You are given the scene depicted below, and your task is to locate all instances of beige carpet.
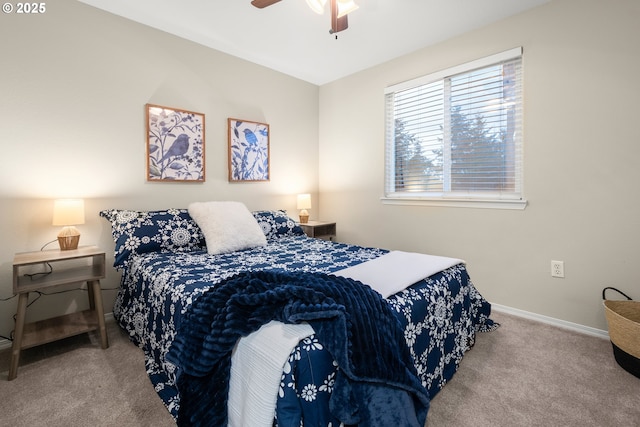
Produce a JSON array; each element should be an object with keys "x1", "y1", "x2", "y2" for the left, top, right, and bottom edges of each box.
[
  {"x1": 0, "y1": 320, "x2": 175, "y2": 427},
  {"x1": 426, "y1": 311, "x2": 640, "y2": 426},
  {"x1": 1, "y1": 311, "x2": 639, "y2": 426}
]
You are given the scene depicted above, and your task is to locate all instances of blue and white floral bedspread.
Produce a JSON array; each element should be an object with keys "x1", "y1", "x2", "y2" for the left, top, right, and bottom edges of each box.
[{"x1": 113, "y1": 234, "x2": 495, "y2": 425}]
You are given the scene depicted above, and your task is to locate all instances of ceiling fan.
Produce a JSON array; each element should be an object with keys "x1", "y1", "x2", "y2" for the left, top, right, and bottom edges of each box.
[{"x1": 251, "y1": 0, "x2": 359, "y2": 35}]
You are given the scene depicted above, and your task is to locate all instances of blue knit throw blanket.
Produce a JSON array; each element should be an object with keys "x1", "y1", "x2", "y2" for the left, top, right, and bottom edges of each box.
[{"x1": 167, "y1": 270, "x2": 430, "y2": 426}]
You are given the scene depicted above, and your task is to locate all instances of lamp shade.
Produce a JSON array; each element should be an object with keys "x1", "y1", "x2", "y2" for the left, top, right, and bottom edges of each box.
[
  {"x1": 297, "y1": 194, "x2": 312, "y2": 210},
  {"x1": 337, "y1": 0, "x2": 359, "y2": 18},
  {"x1": 52, "y1": 199, "x2": 85, "y2": 226},
  {"x1": 306, "y1": 0, "x2": 327, "y2": 14}
]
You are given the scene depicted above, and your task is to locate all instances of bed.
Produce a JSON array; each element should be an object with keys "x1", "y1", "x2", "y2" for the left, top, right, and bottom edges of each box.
[{"x1": 100, "y1": 203, "x2": 497, "y2": 427}]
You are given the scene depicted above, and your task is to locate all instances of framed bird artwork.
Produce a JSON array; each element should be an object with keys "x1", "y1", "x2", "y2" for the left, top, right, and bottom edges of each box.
[
  {"x1": 146, "y1": 104, "x2": 205, "y2": 182},
  {"x1": 228, "y1": 118, "x2": 270, "y2": 182}
]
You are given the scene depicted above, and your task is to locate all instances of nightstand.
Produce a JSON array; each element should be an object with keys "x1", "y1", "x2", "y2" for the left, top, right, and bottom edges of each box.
[
  {"x1": 299, "y1": 221, "x2": 336, "y2": 241},
  {"x1": 8, "y1": 246, "x2": 109, "y2": 380}
]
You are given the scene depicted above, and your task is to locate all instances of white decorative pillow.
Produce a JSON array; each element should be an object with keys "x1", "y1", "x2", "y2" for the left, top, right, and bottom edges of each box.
[{"x1": 188, "y1": 201, "x2": 267, "y2": 255}]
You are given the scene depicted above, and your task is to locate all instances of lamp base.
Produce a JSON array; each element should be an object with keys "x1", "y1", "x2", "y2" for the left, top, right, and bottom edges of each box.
[
  {"x1": 57, "y1": 226, "x2": 80, "y2": 251},
  {"x1": 299, "y1": 208, "x2": 310, "y2": 224},
  {"x1": 58, "y1": 235, "x2": 80, "y2": 250}
]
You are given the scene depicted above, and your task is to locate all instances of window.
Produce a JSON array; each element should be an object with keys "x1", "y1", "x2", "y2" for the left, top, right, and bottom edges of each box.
[{"x1": 383, "y1": 48, "x2": 526, "y2": 209}]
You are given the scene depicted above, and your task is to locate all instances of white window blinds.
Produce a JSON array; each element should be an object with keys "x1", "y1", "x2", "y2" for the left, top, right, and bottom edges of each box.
[{"x1": 384, "y1": 48, "x2": 525, "y2": 209}]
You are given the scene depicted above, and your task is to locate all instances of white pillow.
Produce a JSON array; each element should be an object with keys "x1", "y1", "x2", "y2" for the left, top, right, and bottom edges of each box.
[{"x1": 188, "y1": 201, "x2": 267, "y2": 255}]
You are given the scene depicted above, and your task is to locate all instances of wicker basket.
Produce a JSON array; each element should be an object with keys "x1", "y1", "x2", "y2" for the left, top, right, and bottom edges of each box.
[{"x1": 602, "y1": 287, "x2": 640, "y2": 378}]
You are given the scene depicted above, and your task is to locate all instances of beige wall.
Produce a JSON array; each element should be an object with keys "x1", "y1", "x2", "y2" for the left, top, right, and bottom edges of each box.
[
  {"x1": 0, "y1": 1, "x2": 319, "y2": 336},
  {"x1": 318, "y1": 0, "x2": 640, "y2": 330}
]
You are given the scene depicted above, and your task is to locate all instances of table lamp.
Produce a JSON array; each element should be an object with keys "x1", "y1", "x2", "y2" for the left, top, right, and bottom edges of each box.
[
  {"x1": 297, "y1": 194, "x2": 311, "y2": 224},
  {"x1": 52, "y1": 199, "x2": 85, "y2": 250}
]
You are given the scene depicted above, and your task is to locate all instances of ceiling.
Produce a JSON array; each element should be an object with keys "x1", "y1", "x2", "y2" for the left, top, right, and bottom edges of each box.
[{"x1": 78, "y1": 0, "x2": 548, "y2": 86}]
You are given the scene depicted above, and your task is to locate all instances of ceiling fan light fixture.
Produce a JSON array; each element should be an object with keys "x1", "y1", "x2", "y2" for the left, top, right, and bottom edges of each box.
[
  {"x1": 336, "y1": 0, "x2": 358, "y2": 18},
  {"x1": 306, "y1": 0, "x2": 327, "y2": 14}
]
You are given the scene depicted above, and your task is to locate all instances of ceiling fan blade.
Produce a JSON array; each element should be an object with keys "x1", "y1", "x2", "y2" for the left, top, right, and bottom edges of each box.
[
  {"x1": 330, "y1": 0, "x2": 349, "y2": 33},
  {"x1": 251, "y1": 0, "x2": 281, "y2": 8}
]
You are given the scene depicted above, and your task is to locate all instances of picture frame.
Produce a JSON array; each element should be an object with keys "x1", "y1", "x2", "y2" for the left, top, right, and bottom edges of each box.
[
  {"x1": 228, "y1": 118, "x2": 270, "y2": 182},
  {"x1": 146, "y1": 103, "x2": 205, "y2": 182}
]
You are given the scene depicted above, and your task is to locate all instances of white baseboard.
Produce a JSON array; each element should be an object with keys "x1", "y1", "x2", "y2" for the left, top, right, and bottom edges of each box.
[
  {"x1": 491, "y1": 303, "x2": 610, "y2": 339},
  {"x1": 0, "y1": 312, "x2": 115, "y2": 351}
]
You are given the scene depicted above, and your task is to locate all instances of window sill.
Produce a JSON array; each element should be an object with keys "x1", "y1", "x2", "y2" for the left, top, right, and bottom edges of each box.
[{"x1": 380, "y1": 196, "x2": 528, "y2": 210}]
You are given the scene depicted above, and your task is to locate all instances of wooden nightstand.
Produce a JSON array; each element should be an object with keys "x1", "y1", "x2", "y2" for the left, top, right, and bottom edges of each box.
[
  {"x1": 299, "y1": 221, "x2": 336, "y2": 241},
  {"x1": 8, "y1": 246, "x2": 109, "y2": 380}
]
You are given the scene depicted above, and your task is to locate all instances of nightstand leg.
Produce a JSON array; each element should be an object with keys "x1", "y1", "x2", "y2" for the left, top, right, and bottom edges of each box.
[
  {"x1": 8, "y1": 292, "x2": 29, "y2": 381},
  {"x1": 87, "y1": 280, "x2": 95, "y2": 310},
  {"x1": 88, "y1": 280, "x2": 109, "y2": 349}
]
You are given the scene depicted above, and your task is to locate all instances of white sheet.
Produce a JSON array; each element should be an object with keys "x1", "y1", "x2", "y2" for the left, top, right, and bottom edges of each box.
[
  {"x1": 228, "y1": 320, "x2": 315, "y2": 427},
  {"x1": 333, "y1": 250, "x2": 464, "y2": 298}
]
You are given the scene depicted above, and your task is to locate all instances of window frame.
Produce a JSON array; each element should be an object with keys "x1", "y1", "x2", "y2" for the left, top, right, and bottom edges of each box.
[{"x1": 382, "y1": 47, "x2": 527, "y2": 210}]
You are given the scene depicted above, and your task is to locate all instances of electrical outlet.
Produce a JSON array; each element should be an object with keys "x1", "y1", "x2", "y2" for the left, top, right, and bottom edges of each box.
[{"x1": 551, "y1": 260, "x2": 564, "y2": 278}]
